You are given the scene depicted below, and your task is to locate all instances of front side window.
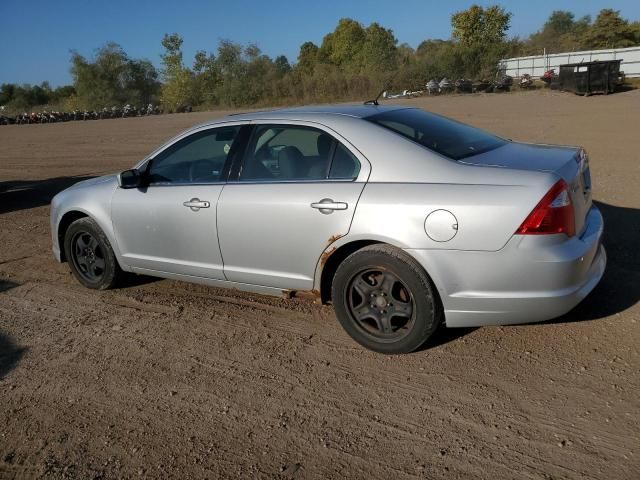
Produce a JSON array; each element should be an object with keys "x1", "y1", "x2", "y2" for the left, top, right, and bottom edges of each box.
[
  {"x1": 147, "y1": 126, "x2": 240, "y2": 185},
  {"x1": 366, "y1": 108, "x2": 507, "y2": 160},
  {"x1": 239, "y1": 125, "x2": 360, "y2": 181}
]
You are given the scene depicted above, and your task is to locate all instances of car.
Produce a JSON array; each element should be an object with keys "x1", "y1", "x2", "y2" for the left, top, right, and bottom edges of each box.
[{"x1": 50, "y1": 104, "x2": 606, "y2": 354}]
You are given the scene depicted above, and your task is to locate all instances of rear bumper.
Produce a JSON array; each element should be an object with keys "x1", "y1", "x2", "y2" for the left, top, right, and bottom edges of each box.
[{"x1": 406, "y1": 206, "x2": 606, "y2": 327}]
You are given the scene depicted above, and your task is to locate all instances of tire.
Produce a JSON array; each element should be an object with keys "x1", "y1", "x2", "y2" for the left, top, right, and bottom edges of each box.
[
  {"x1": 63, "y1": 217, "x2": 122, "y2": 290},
  {"x1": 331, "y1": 245, "x2": 442, "y2": 354}
]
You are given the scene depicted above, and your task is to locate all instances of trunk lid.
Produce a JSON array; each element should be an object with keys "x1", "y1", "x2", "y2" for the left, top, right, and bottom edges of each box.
[{"x1": 461, "y1": 141, "x2": 593, "y2": 235}]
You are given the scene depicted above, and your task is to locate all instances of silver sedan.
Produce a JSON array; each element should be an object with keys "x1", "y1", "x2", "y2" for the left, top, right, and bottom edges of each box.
[{"x1": 50, "y1": 105, "x2": 606, "y2": 353}]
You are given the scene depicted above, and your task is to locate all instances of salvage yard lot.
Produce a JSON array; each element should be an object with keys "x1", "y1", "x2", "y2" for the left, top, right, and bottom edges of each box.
[{"x1": 0, "y1": 90, "x2": 639, "y2": 479}]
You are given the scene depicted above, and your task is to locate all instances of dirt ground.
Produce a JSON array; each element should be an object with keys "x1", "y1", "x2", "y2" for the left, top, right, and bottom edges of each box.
[{"x1": 0, "y1": 90, "x2": 639, "y2": 480}]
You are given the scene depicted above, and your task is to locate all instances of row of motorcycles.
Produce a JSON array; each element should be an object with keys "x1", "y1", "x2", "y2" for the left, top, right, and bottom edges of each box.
[
  {"x1": 426, "y1": 75, "x2": 517, "y2": 95},
  {"x1": 385, "y1": 71, "x2": 553, "y2": 99},
  {"x1": 0, "y1": 103, "x2": 165, "y2": 126}
]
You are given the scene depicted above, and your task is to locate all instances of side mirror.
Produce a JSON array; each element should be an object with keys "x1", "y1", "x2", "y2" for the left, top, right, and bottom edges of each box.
[{"x1": 118, "y1": 169, "x2": 142, "y2": 189}]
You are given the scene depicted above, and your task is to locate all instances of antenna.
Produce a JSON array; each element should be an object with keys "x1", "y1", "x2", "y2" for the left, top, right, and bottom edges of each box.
[
  {"x1": 364, "y1": 86, "x2": 387, "y2": 106},
  {"x1": 364, "y1": 73, "x2": 396, "y2": 106}
]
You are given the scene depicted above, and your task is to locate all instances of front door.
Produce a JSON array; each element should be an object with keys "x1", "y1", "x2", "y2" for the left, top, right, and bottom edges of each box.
[
  {"x1": 218, "y1": 123, "x2": 368, "y2": 290},
  {"x1": 112, "y1": 125, "x2": 243, "y2": 279}
]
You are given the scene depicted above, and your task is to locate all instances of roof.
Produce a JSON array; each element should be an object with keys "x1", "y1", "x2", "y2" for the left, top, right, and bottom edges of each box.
[{"x1": 217, "y1": 103, "x2": 410, "y2": 122}]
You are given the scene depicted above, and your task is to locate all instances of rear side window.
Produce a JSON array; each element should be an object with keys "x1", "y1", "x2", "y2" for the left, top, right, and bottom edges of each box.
[
  {"x1": 329, "y1": 143, "x2": 360, "y2": 179},
  {"x1": 365, "y1": 109, "x2": 506, "y2": 160},
  {"x1": 239, "y1": 125, "x2": 360, "y2": 181}
]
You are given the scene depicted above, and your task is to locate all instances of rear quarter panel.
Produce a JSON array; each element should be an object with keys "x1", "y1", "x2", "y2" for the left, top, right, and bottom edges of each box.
[{"x1": 349, "y1": 178, "x2": 554, "y2": 252}]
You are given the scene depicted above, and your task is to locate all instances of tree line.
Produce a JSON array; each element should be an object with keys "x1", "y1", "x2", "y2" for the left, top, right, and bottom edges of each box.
[{"x1": 1, "y1": 6, "x2": 638, "y2": 113}]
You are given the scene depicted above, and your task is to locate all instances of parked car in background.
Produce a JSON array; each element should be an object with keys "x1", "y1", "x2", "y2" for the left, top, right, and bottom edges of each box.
[{"x1": 50, "y1": 104, "x2": 605, "y2": 354}]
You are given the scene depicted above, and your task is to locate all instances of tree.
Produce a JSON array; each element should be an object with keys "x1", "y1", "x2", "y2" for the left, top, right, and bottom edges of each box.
[
  {"x1": 160, "y1": 33, "x2": 193, "y2": 110},
  {"x1": 214, "y1": 40, "x2": 249, "y2": 106},
  {"x1": 274, "y1": 55, "x2": 291, "y2": 76},
  {"x1": 296, "y1": 42, "x2": 319, "y2": 75},
  {"x1": 216, "y1": 40, "x2": 243, "y2": 77},
  {"x1": 161, "y1": 33, "x2": 184, "y2": 75},
  {"x1": 70, "y1": 43, "x2": 129, "y2": 108},
  {"x1": 69, "y1": 42, "x2": 159, "y2": 109},
  {"x1": 126, "y1": 59, "x2": 160, "y2": 106},
  {"x1": 583, "y1": 9, "x2": 636, "y2": 48},
  {"x1": 545, "y1": 11, "x2": 576, "y2": 35},
  {"x1": 0, "y1": 83, "x2": 16, "y2": 105},
  {"x1": 360, "y1": 22, "x2": 398, "y2": 73},
  {"x1": 193, "y1": 50, "x2": 218, "y2": 104},
  {"x1": 526, "y1": 10, "x2": 586, "y2": 53},
  {"x1": 320, "y1": 18, "x2": 366, "y2": 71},
  {"x1": 451, "y1": 5, "x2": 511, "y2": 46},
  {"x1": 633, "y1": 21, "x2": 640, "y2": 44}
]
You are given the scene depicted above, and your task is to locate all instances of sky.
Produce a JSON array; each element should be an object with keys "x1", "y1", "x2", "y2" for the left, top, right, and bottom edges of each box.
[{"x1": 1, "y1": 0, "x2": 639, "y2": 87}]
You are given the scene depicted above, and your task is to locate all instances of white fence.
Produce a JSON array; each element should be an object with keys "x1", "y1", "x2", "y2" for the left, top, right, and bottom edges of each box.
[{"x1": 499, "y1": 46, "x2": 640, "y2": 78}]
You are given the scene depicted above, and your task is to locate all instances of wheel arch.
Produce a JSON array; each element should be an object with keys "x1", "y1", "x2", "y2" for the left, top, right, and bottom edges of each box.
[
  {"x1": 316, "y1": 238, "x2": 443, "y2": 304},
  {"x1": 57, "y1": 210, "x2": 90, "y2": 262},
  {"x1": 317, "y1": 240, "x2": 381, "y2": 303},
  {"x1": 316, "y1": 239, "x2": 447, "y2": 315}
]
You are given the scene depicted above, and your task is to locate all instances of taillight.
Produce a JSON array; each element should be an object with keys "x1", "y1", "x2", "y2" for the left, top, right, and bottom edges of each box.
[{"x1": 516, "y1": 180, "x2": 575, "y2": 237}]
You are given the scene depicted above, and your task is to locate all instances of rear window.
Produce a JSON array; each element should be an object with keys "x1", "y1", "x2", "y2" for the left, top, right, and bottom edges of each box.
[{"x1": 365, "y1": 109, "x2": 507, "y2": 160}]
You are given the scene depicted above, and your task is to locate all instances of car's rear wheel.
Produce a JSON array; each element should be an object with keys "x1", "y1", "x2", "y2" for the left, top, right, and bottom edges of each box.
[
  {"x1": 64, "y1": 217, "x2": 121, "y2": 290},
  {"x1": 332, "y1": 245, "x2": 442, "y2": 354}
]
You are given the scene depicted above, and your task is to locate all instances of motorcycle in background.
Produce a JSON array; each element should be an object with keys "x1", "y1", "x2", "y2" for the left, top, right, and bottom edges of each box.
[
  {"x1": 471, "y1": 80, "x2": 490, "y2": 93},
  {"x1": 490, "y1": 74, "x2": 513, "y2": 92},
  {"x1": 439, "y1": 78, "x2": 454, "y2": 94},
  {"x1": 454, "y1": 79, "x2": 473, "y2": 93},
  {"x1": 541, "y1": 69, "x2": 556, "y2": 87},
  {"x1": 426, "y1": 79, "x2": 439, "y2": 95},
  {"x1": 519, "y1": 74, "x2": 533, "y2": 89}
]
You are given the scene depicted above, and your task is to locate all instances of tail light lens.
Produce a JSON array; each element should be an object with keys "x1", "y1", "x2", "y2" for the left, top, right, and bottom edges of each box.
[{"x1": 516, "y1": 180, "x2": 575, "y2": 237}]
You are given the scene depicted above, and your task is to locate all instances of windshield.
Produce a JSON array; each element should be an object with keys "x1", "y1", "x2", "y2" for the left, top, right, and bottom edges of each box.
[{"x1": 365, "y1": 108, "x2": 507, "y2": 160}]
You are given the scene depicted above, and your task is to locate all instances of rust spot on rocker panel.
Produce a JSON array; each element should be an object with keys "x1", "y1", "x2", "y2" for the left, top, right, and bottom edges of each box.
[{"x1": 283, "y1": 289, "x2": 321, "y2": 303}]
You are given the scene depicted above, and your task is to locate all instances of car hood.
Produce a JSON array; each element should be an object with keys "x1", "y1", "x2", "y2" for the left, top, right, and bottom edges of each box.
[{"x1": 460, "y1": 141, "x2": 579, "y2": 176}]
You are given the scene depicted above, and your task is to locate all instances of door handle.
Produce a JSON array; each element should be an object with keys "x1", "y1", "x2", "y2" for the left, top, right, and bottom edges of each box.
[
  {"x1": 183, "y1": 198, "x2": 210, "y2": 211},
  {"x1": 310, "y1": 198, "x2": 348, "y2": 214}
]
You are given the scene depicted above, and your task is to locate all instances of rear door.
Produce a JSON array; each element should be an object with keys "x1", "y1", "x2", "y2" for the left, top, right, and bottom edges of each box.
[{"x1": 217, "y1": 121, "x2": 369, "y2": 290}]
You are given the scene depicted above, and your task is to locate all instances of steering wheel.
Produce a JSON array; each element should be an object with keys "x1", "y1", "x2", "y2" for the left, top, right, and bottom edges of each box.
[{"x1": 189, "y1": 158, "x2": 219, "y2": 183}]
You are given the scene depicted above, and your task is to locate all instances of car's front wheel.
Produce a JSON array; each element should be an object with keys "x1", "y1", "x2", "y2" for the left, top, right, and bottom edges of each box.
[
  {"x1": 332, "y1": 245, "x2": 442, "y2": 354},
  {"x1": 64, "y1": 217, "x2": 122, "y2": 290}
]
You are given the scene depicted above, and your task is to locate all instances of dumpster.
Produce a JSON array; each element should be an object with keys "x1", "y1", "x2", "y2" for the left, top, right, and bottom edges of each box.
[{"x1": 558, "y1": 60, "x2": 624, "y2": 96}]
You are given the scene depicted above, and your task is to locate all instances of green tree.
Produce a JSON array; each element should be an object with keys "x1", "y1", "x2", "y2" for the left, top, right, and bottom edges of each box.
[
  {"x1": 160, "y1": 33, "x2": 193, "y2": 110},
  {"x1": 545, "y1": 11, "x2": 576, "y2": 35},
  {"x1": 360, "y1": 22, "x2": 398, "y2": 73},
  {"x1": 214, "y1": 40, "x2": 249, "y2": 106},
  {"x1": 320, "y1": 18, "x2": 366, "y2": 71},
  {"x1": 0, "y1": 83, "x2": 16, "y2": 105},
  {"x1": 583, "y1": 9, "x2": 637, "y2": 48},
  {"x1": 296, "y1": 42, "x2": 319, "y2": 75},
  {"x1": 126, "y1": 59, "x2": 160, "y2": 106},
  {"x1": 633, "y1": 21, "x2": 640, "y2": 44},
  {"x1": 70, "y1": 42, "x2": 129, "y2": 108},
  {"x1": 451, "y1": 5, "x2": 511, "y2": 46},
  {"x1": 274, "y1": 55, "x2": 291, "y2": 76},
  {"x1": 69, "y1": 42, "x2": 158, "y2": 109},
  {"x1": 524, "y1": 10, "x2": 595, "y2": 54},
  {"x1": 193, "y1": 50, "x2": 218, "y2": 104}
]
